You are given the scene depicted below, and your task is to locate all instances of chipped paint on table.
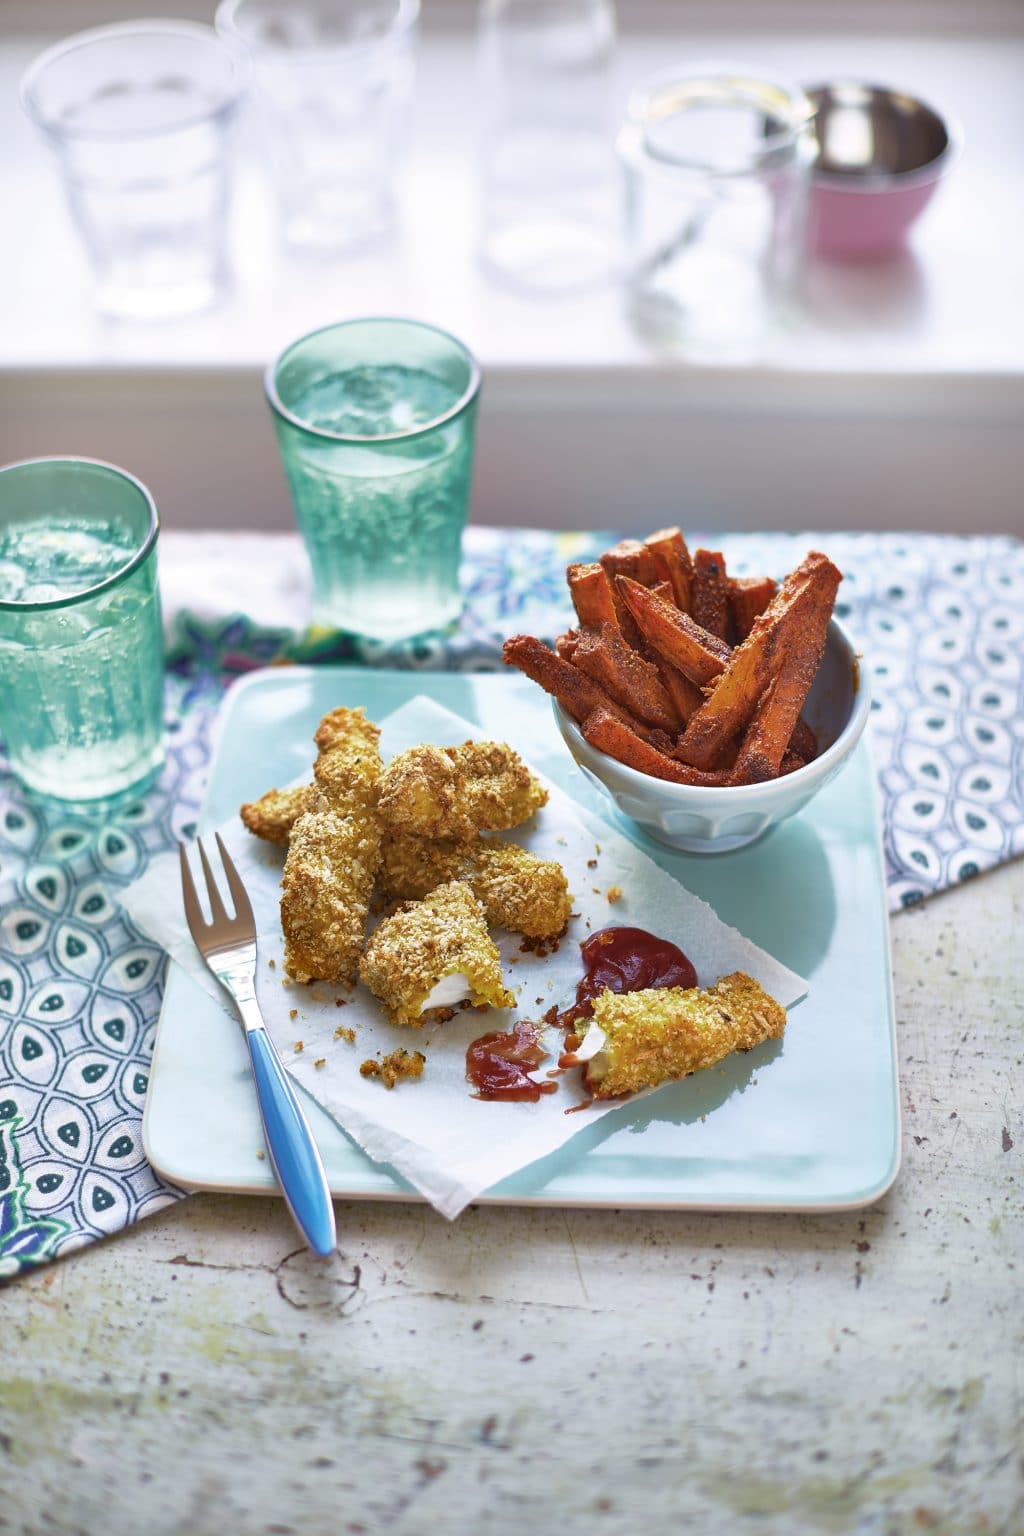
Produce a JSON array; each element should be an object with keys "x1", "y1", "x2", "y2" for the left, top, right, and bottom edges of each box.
[{"x1": 2, "y1": 860, "x2": 1021, "y2": 1536}]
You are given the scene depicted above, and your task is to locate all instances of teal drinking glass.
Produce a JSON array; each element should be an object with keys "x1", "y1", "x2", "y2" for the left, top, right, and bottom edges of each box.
[
  {"x1": 0, "y1": 458, "x2": 165, "y2": 805},
  {"x1": 266, "y1": 318, "x2": 481, "y2": 641}
]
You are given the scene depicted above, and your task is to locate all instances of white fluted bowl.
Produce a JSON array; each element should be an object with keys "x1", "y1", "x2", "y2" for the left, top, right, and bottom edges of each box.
[{"x1": 554, "y1": 618, "x2": 869, "y2": 854}]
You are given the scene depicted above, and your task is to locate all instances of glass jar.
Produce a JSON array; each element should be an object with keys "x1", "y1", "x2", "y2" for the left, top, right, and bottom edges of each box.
[
  {"x1": 478, "y1": 0, "x2": 618, "y2": 293},
  {"x1": 618, "y1": 67, "x2": 814, "y2": 358}
]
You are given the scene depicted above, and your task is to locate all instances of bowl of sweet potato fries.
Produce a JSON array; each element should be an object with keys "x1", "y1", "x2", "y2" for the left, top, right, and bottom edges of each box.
[{"x1": 503, "y1": 529, "x2": 870, "y2": 852}]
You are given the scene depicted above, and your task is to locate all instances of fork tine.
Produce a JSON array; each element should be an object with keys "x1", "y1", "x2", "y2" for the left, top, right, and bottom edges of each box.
[
  {"x1": 179, "y1": 843, "x2": 205, "y2": 939},
  {"x1": 196, "y1": 837, "x2": 231, "y2": 925},
  {"x1": 214, "y1": 832, "x2": 254, "y2": 926}
]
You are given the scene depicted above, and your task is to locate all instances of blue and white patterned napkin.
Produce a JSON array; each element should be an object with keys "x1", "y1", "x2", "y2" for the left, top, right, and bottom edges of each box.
[{"x1": 2, "y1": 527, "x2": 1022, "y2": 1277}]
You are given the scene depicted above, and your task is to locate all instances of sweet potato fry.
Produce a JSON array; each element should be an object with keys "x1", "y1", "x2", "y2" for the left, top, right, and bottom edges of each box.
[
  {"x1": 617, "y1": 578, "x2": 730, "y2": 686},
  {"x1": 502, "y1": 635, "x2": 668, "y2": 748},
  {"x1": 622, "y1": 576, "x2": 820, "y2": 754},
  {"x1": 729, "y1": 575, "x2": 777, "y2": 642},
  {"x1": 656, "y1": 658, "x2": 705, "y2": 725},
  {"x1": 643, "y1": 528, "x2": 694, "y2": 611},
  {"x1": 573, "y1": 624, "x2": 681, "y2": 734},
  {"x1": 691, "y1": 549, "x2": 731, "y2": 640},
  {"x1": 673, "y1": 552, "x2": 842, "y2": 771},
  {"x1": 555, "y1": 629, "x2": 580, "y2": 662},
  {"x1": 789, "y1": 717, "x2": 817, "y2": 762},
  {"x1": 732, "y1": 593, "x2": 834, "y2": 783},
  {"x1": 567, "y1": 563, "x2": 620, "y2": 632},
  {"x1": 599, "y1": 540, "x2": 658, "y2": 644},
  {"x1": 582, "y1": 709, "x2": 732, "y2": 787},
  {"x1": 599, "y1": 538, "x2": 658, "y2": 588},
  {"x1": 650, "y1": 580, "x2": 676, "y2": 605}
]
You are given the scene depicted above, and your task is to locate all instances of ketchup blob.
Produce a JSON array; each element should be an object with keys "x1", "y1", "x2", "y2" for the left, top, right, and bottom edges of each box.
[
  {"x1": 466, "y1": 1019, "x2": 559, "y2": 1102},
  {"x1": 555, "y1": 926, "x2": 697, "y2": 1032}
]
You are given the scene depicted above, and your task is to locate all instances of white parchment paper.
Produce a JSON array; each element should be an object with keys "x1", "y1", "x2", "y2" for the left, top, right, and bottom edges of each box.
[{"x1": 123, "y1": 697, "x2": 808, "y2": 1218}]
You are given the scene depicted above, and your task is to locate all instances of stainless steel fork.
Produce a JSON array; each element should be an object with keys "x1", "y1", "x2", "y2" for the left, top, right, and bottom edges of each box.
[{"x1": 179, "y1": 833, "x2": 336, "y2": 1257}]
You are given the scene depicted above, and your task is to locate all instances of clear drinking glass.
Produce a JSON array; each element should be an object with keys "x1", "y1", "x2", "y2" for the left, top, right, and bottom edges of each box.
[
  {"x1": 479, "y1": 0, "x2": 619, "y2": 292},
  {"x1": 618, "y1": 67, "x2": 814, "y2": 358},
  {"x1": 21, "y1": 22, "x2": 246, "y2": 321},
  {"x1": 266, "y1": 319, "x2": 480, "y2": 640},
  {"x1": 216, "y1": 0, "x2": 419, "y2": 252},
  {"x1": 0, "y1": 459, "x2": 165, "y2": 806}
]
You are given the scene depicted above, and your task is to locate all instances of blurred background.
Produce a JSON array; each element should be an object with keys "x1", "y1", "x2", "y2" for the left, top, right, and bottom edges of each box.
[{"x1": 1, "y1": 0, "x2": 1022, "y2": 535}]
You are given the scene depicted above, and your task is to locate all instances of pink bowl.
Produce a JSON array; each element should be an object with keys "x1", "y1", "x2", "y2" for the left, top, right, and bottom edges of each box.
[{"x1": 806, "y1": 82, "x2": 957, "y2": 261}]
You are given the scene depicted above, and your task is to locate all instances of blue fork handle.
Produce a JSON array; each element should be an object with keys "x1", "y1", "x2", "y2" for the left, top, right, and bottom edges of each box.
[{"x1": 246, "y1": 1027, "x2": 336, "y2": 1257}]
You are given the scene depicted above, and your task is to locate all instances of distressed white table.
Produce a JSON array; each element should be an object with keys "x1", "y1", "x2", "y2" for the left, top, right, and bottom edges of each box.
[{"x1": 3, "y1": 858, "x2": 1021, "y2": 1536}]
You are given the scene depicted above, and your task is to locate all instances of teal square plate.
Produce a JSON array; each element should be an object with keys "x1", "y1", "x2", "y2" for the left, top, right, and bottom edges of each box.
[{"x1": 143, "y1": 666, "x2": 900, "y2": 1211}]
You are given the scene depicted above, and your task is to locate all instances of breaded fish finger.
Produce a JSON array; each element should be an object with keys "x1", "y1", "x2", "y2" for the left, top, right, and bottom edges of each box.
[
  {"x1": 379, "y1": 834, "x2": 572, "y2": 940},
  {"x1": 281, "y1": 707, "x2": 383, "y2": 983},
  {"x1": 569, "y1": 972, "x2": 786, "y2": 1099},
  {"x1": 359, "y1": 881, "x2": 515, "y2": 1027},
  {"x1": 240, "y1": 783, "x2": 313, "y2": 844},
  {"x1": 466, "y1": 840, "x2": 572, "y2": 940},
  {"x1": 282, "y1": 805, "x2": 381, "y2": 985},
  {"x1": 378, "y1": 740, "x2": 546, "y2": 841},
  {"x1": 378, "y1": 832, "x2": 464, "y2": 900}
]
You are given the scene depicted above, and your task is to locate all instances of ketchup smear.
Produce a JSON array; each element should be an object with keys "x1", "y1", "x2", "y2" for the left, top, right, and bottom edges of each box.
[
  {"x1": 466, "y1": 1019, "x2": 558, "y2": 1102},
  {"x1": 467, "y1": 927, "x2": 696, "y2": 1102},
  {"x1": 555, "y1": 926, "x2": 696, "y2": 1034}
]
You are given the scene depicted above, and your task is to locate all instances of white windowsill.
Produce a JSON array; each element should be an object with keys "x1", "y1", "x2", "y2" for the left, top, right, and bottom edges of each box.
[{"x1": 1, "y1": 3, "x2": 1022, "y2": 534}]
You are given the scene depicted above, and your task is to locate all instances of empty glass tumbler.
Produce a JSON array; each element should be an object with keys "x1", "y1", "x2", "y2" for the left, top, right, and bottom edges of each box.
[
  {"x1": 21, "y1": 22, "x2": 247, "y2": 321},
  {"x1": 267, "y1": 319, "x2": 480, "y2": 641},
  {"x1": 216, "y1": 0, "x2": 419, "y2": 251},
  {"x1": 479, "y1": 0, "x2": 619, "y2": 292},
  {"x1": 618, "y1": 67, "x2": 815, "y2": 357},
  {"x1": 0, "y1": 458, "x2": 165, "y2": 806}
]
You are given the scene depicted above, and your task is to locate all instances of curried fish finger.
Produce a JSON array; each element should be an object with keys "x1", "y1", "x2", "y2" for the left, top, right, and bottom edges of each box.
[
  {"x1": 378, "y1": 740, "x2": 547, "y2": 842},
  {"x1": 359, "y1": 880, "x2": 515, "y2": 1027},
  {"x1": 567, "y1": 971, "x2": 786, "y2": 1098},
  {"x1": 379, "y1": 833, "x2": 572, "y2": 940},
  {"x1": 240, "y1": 783, "x2": 313, "y2": 844},
  {"x1": 281, "y1": 707, "x2": 383, "y2": 984},
  {"x1": 462, "y1": 840, "x2": 572, "y2": 939}
]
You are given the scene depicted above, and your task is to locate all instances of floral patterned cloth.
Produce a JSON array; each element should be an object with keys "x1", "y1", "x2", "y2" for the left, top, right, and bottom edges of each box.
[{"x1": 2, "y1": 526, "x2": 1022, "y2": 1278}]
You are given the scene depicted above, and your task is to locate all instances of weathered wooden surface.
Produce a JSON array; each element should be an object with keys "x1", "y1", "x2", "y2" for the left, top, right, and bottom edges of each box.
[{"x1": 2, "y1": 860, "x2": 1021, "y2": 1536}]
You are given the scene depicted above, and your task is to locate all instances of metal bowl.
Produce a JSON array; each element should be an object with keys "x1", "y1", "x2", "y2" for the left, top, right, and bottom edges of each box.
[{"x1": 806, "y1": 82, "x2": 957, "y2": 259}]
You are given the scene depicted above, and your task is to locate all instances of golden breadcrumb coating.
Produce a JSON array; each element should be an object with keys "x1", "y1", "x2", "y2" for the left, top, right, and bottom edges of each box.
[
  {"x1": 379, "y1": 834, "x2": 572, "y2": 939},
  {"x1": 360, "y1": 1048, "x2": 425, "y2": 1088},
  {"x1": 579, "y1": 972, "x2": 786, "y2": 1098},
  {"x1": 312, "y1": 708, "x2": 382, "y2": 814},
  {"x1": 378, "y1": 831, "x2": 464, "y2": 899},
  {"x1": 465, "y1": 841, "x2": 572, "y2": 939},
  {"x1": 281, "y1": 708, "x2": 383, "y2": 984},
  {"x1": 240, "y1": 784, "x2": 313, "y2": 843},
  {"x1": 378, "y1": 740, "x2": 547, "y2": 841},
  {"x1": 358, "y1": 880, "x2": 515, "y2": 1027}
]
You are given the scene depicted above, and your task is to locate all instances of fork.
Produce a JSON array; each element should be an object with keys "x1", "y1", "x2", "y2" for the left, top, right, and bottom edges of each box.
[{"x1": 179, "y1": 834, "x2": 336, "y2": 1257}]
